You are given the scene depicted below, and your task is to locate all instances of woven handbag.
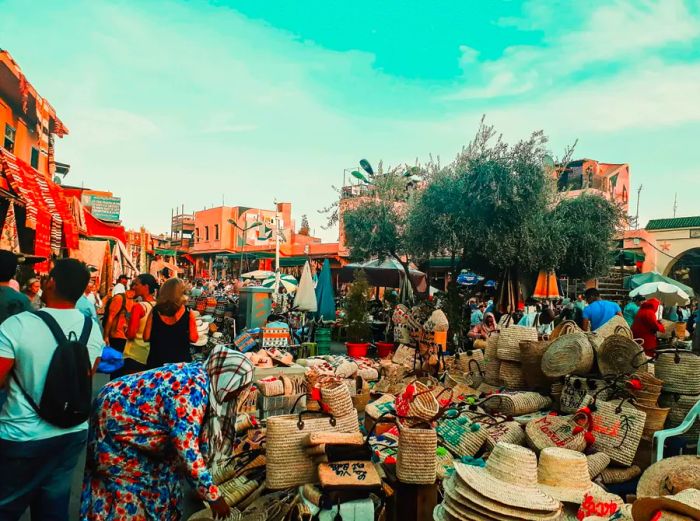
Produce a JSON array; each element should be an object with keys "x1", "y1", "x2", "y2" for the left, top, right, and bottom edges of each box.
[
  {"x1": 496, "y1": 325, "x2": 538, "y2": 362},
  {"x1": 519, "y1": 339, "x2": 555, "y2": 390},
  {"x1": 525, "y1": 412, "x2": 589, "y2": 453},
  {"x1": 655, "y1": 349, "x2": 700, "y2": 394},
  {"x1": 321, "y1": 382, "x2": 356, "y2": 418},
  {"x1": 590, "y1": 396, "x2": 646, "y2": 466},
  {"x1": 550, "y1": 320, "x2": 582, "y2": 340},
  {"x1": 394, "y1": 381, "x2": 440, "y2": 423},
  {"x1": 266, "y1": 403, "x2": 359, "y2": 489},
  {"x1": 466, "y1": 358, "x2": 486, "y2": 389},
  {"x1": 484, "y1": 420, "x2": 525, "y2": 450},
  {"x1": 481, "y1": 392, "x2": 552, "y2": 416},
  {"x1": 392, "y1": 344, "x2": 418, "y2": 369},
  {"x1": 397, "y1": 421, "x2": 437, "y2": 484},
  {"x1": 560, "y1": 376, "x2": 609, "y2": 414},
  {"x1": 598, "y1": 331, "x2": 646, "y2": 376},
  {"x1": 365, "y1": 394, "x2": 396, "y2": 422},
  {"x1": 633, "y1": 402, "x2": 670, "y2": 441},
  {"x1": 483, "y1": 333, "x2": 502, "y2": 386},
  {"x1": 456, "y1": 348, "x2": 485, "y2": 373},
  {"x1": 436, "y1": 413, "x2": 488, "y2": 457},
  {"x1": 541, "y1": 332, "x2": 594, "y2": 377},
  {"x1": 498, "y1": 360, "x2": 528, "y2": 390},
  {"x1": 594, "y1": 315, "x2": 632, "y2": 341}
]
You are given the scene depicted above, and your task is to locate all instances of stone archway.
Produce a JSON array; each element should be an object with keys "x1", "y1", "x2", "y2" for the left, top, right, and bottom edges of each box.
[{"x1": 665, "y1": 247, "x2": 700, "y2": 295}]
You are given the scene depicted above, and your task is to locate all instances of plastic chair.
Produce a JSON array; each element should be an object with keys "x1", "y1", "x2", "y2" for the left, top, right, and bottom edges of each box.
[{"x1": 652, "y1": 400, "x2": 700, "y2": 463}]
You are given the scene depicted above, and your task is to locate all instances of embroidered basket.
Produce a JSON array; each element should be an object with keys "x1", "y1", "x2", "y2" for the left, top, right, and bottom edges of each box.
[
  {"x1": 590, "y1": 396, "x2": 646, "y2": 466},
  {"x1": 525, "y1": 413, "x2": 588, "y2": 453},
  {"x1": 436, "y1": 415, "x2": 487, "y2": 458}
]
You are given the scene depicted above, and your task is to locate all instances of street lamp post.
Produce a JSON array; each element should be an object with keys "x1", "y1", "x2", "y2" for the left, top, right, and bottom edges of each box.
[{"x1": 227, "y1": 219, "x2": 263, "y2": 277}]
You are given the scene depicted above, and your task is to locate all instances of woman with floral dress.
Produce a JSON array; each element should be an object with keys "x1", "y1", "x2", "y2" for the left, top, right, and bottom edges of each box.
[{"x1": 80, "y1": 346, "x2": 254, "y2": 520}]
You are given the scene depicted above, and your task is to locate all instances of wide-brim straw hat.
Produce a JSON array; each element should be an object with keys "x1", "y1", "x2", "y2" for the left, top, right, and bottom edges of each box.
[
  {"x1": 587, "y1": 452, "x2": 611, "y2": 479},
  {"x1": 537, "y1": 447, "x2": 605, "y2": 504},
  {"x1": 443, "y1": 478, "x2": 562, "y2": 521},
  {"x1": 637, "y1": 456, "x2": 700, "y2": 498},
  {"x1": 453, "y1": 443, "x2": 561, "y2": 512},
  {"x1": 632, "y1": 489, "x2": 700, "y2": 521}
]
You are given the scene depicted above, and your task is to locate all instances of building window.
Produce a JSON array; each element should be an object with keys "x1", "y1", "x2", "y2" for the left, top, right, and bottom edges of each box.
[
  {"x1": 214, "y1": 224, "x2": 219, "y2": 240},
  {"x1": 195, "y1": 228, "x2": 200, "y2": 242},
  {"x1": 4, "y1": 124, "x2": 15, "y2": 153},
  {"x1": 205, "y1": 226, "x2": 209, "y2": 241},
  {"x1": 30, "y1": 147, "x2": 39, "y2": 169}
]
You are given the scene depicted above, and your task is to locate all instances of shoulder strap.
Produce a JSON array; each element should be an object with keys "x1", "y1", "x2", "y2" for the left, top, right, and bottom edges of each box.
[
  {"x1": 78, "y1": 314, "x2": 93, "y2": 345},
  {"x1": 33, "y1": 310, "x2": 68, "y2": 344}
]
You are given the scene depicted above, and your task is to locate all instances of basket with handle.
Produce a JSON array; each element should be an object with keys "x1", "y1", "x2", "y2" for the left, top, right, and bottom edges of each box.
[
  {"x1": 654, "y1": 348, "x2": 700, "y2": 394},
  {"x1": 549, "y1": 320, "x2": 582, "y2": 340},
  {"x1": 594, "y1": 315, "x2": 632, "y2": 342},
  {"x1": 481, "y1": 392, "x2": 552, "y2": 417},
  {"x1": 394, "y1": 380, "x2": 440, "y2": 423},
  {"x1": 466, "y1": 358, "x2": 486, "y2": 389},
  {"x1": 496, "y1": 325, "x2": 538, "y2": 362},
  {"x1": 435, "y1": 407, "x2": 500, "y2": 458},
  {"x1": 265, "y1": 396, "x2": 359, "y2": 489},
  {"x1": 519, "y1": 339, "x2": 555, "y2": 390},
  {"x1": 483, "y1": 332, "x2": 502, "y2": 386},
  {"x1": 589, "y1": 393, "x2": 647, "y2": 466},
  {"x1": 659, "y1": 391, "x2": 700, "y2": 443},
  {"x1": 524, "y1": 410, "x2": 591, "y2": 453},
  {"x1": 320, "y1": 381, "x2": 355, "y2": 418},
  {"x1": 541, "y1": 332, "x2": 595, "y2": 378},
  {"x1": 597, "y1": 327, "x2": 647, "y2": 376},
  {"x1": 498, "y1": 360, "x2": 528, "y2": 390}
]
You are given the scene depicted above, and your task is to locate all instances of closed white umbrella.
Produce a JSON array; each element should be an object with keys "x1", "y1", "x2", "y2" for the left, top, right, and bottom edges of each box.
[
  {"x1": 294, "y1": 261, "x2": 318, "y2": 312},
  {"x1": 629, "y1": 281, "x2": 691, "y2": 307},
  {"x1": 241, "y1": 270, "x2": 274, "y2": 280}
]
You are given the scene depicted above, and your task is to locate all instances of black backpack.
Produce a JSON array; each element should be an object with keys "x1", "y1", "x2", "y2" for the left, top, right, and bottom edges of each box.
[{"x1": 13, "y1": 311, "x2": 94, "y2": 428}]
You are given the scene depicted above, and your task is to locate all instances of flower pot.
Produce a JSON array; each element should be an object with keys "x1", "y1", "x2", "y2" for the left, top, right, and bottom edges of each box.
[
  {"x1": 375, "y1": 341, "x2": 395, "y2": 359},
  {"x1": 346, "y1": 342, "x2": 370, "y2": 358}
]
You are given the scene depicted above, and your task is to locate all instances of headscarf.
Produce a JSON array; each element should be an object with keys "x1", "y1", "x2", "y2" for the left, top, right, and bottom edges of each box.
[
  {"x1": 204, "y1": 346, "x2": 255, "y2": 467},
  {"x1": 481, "y1": 312, "x2": 498, "y2": 333}
]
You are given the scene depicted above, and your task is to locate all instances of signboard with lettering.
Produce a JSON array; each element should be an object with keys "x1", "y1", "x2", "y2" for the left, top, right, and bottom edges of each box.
[{"x1": 86, "y1": 195, "x2": 121, "y2": 222}]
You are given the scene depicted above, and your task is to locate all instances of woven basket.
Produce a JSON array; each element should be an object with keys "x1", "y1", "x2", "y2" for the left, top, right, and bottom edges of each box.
[
  {"x1": 519, "y1": 339, "x2": 554, "y2": 390},
  {"x1": 659, "y1": 392, "x2": 700, "y2": 443},
  {"x1": 352, "y1": 391, "x2": 371, "y2": 413},
  {"x1": 397, "y1": 423, "x2": 437, "y2": 484},
  {"x1": 392, "y1": 344, "x2": 418, "y2": 369},
  {"x1": 266, "y1": 409, "x2": 359, "y2": 489},
  {"x1": 551, "y1": 382, "x2": 564, "y2": 412},
  {"x1": 484, "y1": 420, "x2": 525, "y2": 450},
  {"x1": 655, "y1": 350, "x2": 700, "y2": 394},
  {"x1": 594, "y1": 315, "x2": 632, "y2": 341},
  {"x1": 550, "y1": 320, "x2": 582, "y2": 340},
  {"x1": 587, "y1": 452, "x2": 611, "y2": 479},
  {"x1": 591, "y1": 397, "x2": 646, "y2": 466},
  {"x1": 321, "y1": 382, "x2": 355, "y2": 418},
  {"x1": 598, "y1": 334, "x2": 647, "y2": 376},
  {"x1": 257, "y1": 378, "x2": 285, "y2": 397},
  {"x1": 633, "y1": 402, "x2": 670, "y2": 441},
  {"x1": 675, "y1": 322, "x2": 688, "y2": 339},
  {"x1": 436, "y1": 416, "x2": 487, "y2": 457},
  {"x1": 560, "y1": 376, "x2": 609, "y2": 414},
  {"x1": 541, "y1": 333, "x2": 594, "y2": 377},
  {"x1": 630, "y1": 372, "x2": 663, "y2": 406},
  {"x1": 399, "y1": 381, "x2": 440, "y2": 422},
  {"x1": 600, "y1": 465, "x2": 641, "y2": 485},
  {"x1": 525, "y1": 413, "x2": 588, "y2": 453},
  {"x1": 365, "y1": 394, "x2": 396, "y2": 421},
  {"x1": 484, "y1": 333, "x2": 501, "y2": 386},
  {"x1": 498, "y1": 360, "x2": 528, "y2": 390},
  {"x1": 496, "y1": 325, "x2": 538, "y2": 362},
  {"x1": 456, "y1": 349, "x2": 485, "y2": 377},
  {"x1": 658, "y1": 319, "x2": 675, "y2": 340},
  {"x1": 444, "y1": 371, "x2": 471, "y2": 389},
  {"x1": 481, "y1": 392, "x2": 552, "y2": 416}
]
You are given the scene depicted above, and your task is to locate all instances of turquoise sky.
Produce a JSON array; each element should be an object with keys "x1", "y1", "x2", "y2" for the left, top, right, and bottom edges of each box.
[{"x1": 1, "y1": 0, "x2": 699, "y2": 240}]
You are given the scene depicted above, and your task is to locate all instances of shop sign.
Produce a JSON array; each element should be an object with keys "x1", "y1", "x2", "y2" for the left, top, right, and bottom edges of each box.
[{"x1": 86, "y1": 195, "x2": 121, "y2": 221}]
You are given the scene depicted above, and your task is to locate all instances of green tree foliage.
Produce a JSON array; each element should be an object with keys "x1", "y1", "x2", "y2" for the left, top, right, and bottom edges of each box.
[
  {"x1": 345, "y1": 270, "x2": 372, "y2": 343},
  {"x1": 552, "y1": 194, "x2": 624, "y2": 279}
]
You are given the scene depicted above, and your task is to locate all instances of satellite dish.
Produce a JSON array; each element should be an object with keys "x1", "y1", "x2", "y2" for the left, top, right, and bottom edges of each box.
[
  {"x1": 53, "y1": 175, "x2": 62, "y2": 185},
  {"x1": 359, "y1": 159, "x2": 374, "y2": 176},
  {"x1": 351, "y1": 170, "x2": 369, "y2": 183}
]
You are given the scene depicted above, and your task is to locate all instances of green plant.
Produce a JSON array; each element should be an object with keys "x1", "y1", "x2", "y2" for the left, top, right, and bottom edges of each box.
[{"x1": 345, "y1": 270, "x2": 372, "y2": 343}]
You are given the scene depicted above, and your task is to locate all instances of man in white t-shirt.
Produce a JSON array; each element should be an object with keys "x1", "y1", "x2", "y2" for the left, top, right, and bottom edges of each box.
[
  {"x1": 112, "y1": 274, "x2": 128, "y2": 296},
  {"x1": 0, "y1": 259, "x2": 104, "y2": 520}
]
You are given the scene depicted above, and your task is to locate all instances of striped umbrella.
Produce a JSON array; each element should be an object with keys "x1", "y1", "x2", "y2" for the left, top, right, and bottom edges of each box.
[{"x1": 262, "y1": 274, "x2": 298, "y2": 293}]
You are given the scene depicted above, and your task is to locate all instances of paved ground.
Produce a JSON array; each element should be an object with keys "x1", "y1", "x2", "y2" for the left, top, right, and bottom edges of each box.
[{"x1": 19, "y1": 342, "x2": 349, "y2": 520}]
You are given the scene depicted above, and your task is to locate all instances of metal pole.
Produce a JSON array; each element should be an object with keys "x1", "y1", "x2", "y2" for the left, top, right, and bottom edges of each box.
[{"x1": 274, "y1": 202, "x2": 281, "y2": 296}]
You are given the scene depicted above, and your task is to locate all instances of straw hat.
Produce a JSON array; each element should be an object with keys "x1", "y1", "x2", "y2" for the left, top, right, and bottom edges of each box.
[
  {"x1": 587, "y1": 452, "x2": 611, "y2": 479},
  {"x1": 444, "y1": 475, "x2": 562, "y2": 521},
  {"x1": 601, "y1": 465, "x2": 642, "y2": 485},
  {"x1": 632, "y1": 489, "x2": 700, "y2": 521},
  {"x1": 453, "y1": 443, "x2": 561, "y2": 511},
  {"x1": 537, "y1": 448, "x2": 605, "y2": 504},
  {"x1": 637, "y1": 456, "x2": 700, "y2": 498}
]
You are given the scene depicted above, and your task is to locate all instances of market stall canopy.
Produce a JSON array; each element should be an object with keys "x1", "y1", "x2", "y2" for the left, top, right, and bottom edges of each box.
[
  {"x1": 532, "y1": 271, "x2": 561, "y2": 300},
  {"x1": 339, "y1": 257, "x2": 428, "y2": 293},
  {"x1": 315, "y1": 259, "x2": 336, "y2": 321},
  {"x1": 293, "y1": 261, "x2": 317, "y2": 312},
  {"x1": 241, "y1": 269, "x2": 274, "y2": 280},
  {"x1": 457, "y1": 271, "x2": 483, "y2": 286},
  {"x1": 262, "y1": 274, "x2": 298, "y2": 293},
  {"x1": 629, "y1": 281, "x2": 691, "y2": 307},
  {"x1": 614, "y1": 249, "x2": 645, "y2": 266},
  {"x1": 623, "y1": 271, "x2": 694, "y2": 297}
]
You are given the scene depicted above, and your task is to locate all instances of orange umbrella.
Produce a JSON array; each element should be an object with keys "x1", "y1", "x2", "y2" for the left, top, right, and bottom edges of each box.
[{"x1": 533, "y1": 270, "x2": 560, "y2": 300}]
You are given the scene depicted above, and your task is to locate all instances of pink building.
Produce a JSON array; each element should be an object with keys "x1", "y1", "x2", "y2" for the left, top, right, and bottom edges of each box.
[{"x1": 556, "y1": 159, "x2": 630, "y2": 214}]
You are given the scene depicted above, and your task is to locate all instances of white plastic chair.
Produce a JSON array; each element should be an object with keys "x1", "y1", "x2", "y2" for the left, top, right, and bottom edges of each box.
[{"x1": 652, "y1": 400, "x2": 700, "y2": 463}]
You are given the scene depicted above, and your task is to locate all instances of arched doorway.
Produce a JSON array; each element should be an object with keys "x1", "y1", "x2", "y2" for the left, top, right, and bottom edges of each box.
[{"x1": 666, "y1": 248, "x2": 700, "y2": 295}]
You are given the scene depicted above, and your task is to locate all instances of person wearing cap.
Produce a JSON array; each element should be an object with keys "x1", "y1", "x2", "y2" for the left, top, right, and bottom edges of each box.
[
  {"x1": 22, "y1": 278, "x2": 42, "y2": 311},
  {"x1": 623, "y1": 295, "x2": 644, "y2": 327},
  {"x1": 80, "y1": 346, "x2": 254, "y2": 520},
  {"x1": 0, "y1": 250, "x2": 31, "y2": 325}
]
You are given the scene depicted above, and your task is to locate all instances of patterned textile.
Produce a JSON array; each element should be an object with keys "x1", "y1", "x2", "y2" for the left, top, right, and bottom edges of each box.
[
  {"x1": 204, "y1": 347, "x2": 255, "y2": 470},
  {"x1": 80, "y1": 363, "x2": 218, "y2": 520},
  {"x1": 0, "y1": 203, "x2": 20, "y2": 253}
]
